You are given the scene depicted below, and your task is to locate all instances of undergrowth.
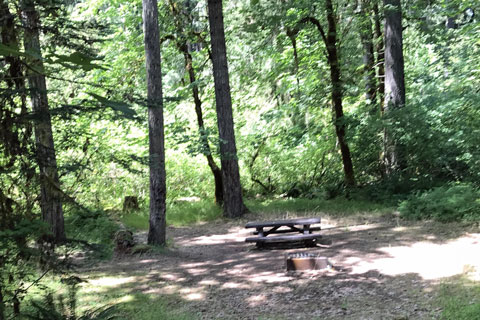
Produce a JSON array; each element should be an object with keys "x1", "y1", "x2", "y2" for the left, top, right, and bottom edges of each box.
[
  {"x1": 399, "y1": 183, "x2": 480, "y2": 222},
  {"x1": 65, "y1": 209, "x2": 119, "y2": 259},
  {"x1": 75, "y1": 274, "x2": 196, "y2": 320},
  {"x1": 23, "y1": 275, "x2": 196, "y2": 320}
]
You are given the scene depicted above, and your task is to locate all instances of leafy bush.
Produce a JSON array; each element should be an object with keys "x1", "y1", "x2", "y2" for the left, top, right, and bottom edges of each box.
[
  {"x1": 398, "y1": 184, "x2": 480, "y2": 222},
  {"x1": 65, "y1": 210, "x2": 119, "y2": 257},
  {"x1": 0, "y1": 219, "x2": 52, "y2": 318}
]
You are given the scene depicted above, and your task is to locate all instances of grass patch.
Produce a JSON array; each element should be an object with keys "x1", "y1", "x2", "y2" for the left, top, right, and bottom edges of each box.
[
  {"x1": 122, "y1": 197, "x2": 394, "y2": 231},
  {"x1": 246, "y1": 197, "x2": 393, "y2": 217},
  {"x1": 121, "y1": 211, "x2": 149, "y2": 230},
  {"x1": 438, "y1": 277, "x2": 480, "y2": 320},
  {"x1": 121, "y1": 200, "x2": 222, "y2": 230},
  {"x1": 113, "y1": 293, "x2": 196, "y2": 320}
]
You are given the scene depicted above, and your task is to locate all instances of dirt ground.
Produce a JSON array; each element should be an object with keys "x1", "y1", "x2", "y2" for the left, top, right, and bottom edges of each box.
[{"x1": 84, "y1": 213, "x2": 480, "y2": 319}]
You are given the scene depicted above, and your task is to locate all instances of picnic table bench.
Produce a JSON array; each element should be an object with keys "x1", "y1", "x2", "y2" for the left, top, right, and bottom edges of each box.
[{"x1": 245, "y1": 217, "x2": 322, "y2": 247}]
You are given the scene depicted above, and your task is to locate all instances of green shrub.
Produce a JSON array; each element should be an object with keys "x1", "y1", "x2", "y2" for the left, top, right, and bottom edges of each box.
[
  {"x1": 65, "y1": 210, "x2": 119, "y2": 257},
  {"x1": 398, "y1": 183, "x2": 480, "y2": 222}
]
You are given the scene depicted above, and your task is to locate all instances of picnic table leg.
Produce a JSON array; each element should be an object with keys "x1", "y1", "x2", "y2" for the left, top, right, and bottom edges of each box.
[
  {"x1": 255, "y1": 227, "x2": 265, "y2": 248},
  {"x1": 302, "y1": 224, "x2": 316, "y2": 247},
  {"x1": 305, "y1": 239, "x2": 316, "y2": 247},
  {"x1": 256, "y1": 227, "x2": 264, "y2": 237},
  {"x1": 303, "y1": 224, "x2": 311, "y2": 234}
]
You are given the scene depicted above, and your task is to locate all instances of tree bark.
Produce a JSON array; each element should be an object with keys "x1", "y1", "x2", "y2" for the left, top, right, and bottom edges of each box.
[
  {"x1": 383, "y1": 0, "x2": 406, "y2": 173},
  {"x1": 286, "y1": 27, "x2": 301, "y2": 96},
  {"x1": 325, "y1": 0, "x2": 356, "y2": 187},
  {"x1": 0, "y1": 285, "x2": 3, "y2": 320},
  {"x1": 373, "y1": 2, "x2": 385, "y2": 112},
  {"x1": 143, "y1": 0, "x2": 167, "y2": 245},
  {"x1": 358, "y1": 0, "x2": 377, "y2": 106},
  {"x1": 182, "y1": 46, "x2": 224, "y2": 205},
  {"x1": 20, "y1": 0, "x2": 65, "y2": 242},
  {"x1": 207, "y1": 0, "x2": 247, "y2": 218}
]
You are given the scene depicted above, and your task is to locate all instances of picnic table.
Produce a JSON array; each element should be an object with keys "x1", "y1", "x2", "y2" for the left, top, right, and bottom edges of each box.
[{"x1": 245, "y1": 217, "x2": 322, "y2": 247}]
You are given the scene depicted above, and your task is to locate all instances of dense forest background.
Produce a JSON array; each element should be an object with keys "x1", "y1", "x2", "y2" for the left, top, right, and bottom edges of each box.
[{"x1": 1, "y1": 0, "x2": 479, "y2": 318}]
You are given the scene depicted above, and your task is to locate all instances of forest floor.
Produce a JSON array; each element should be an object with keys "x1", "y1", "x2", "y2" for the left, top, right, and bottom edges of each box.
[{"x1": 79, "y1": 212, "x2": 480, "y2": 319}]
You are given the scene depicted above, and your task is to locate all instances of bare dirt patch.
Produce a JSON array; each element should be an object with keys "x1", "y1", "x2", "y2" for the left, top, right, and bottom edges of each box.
[{"x1": 83, "y1": 214, "x2": 480, "y2": 319}]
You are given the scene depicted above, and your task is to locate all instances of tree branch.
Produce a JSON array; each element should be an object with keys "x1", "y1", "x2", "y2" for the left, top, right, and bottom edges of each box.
[{"x1": 298, "y1": 16, "x2": 327, "y2": 45}]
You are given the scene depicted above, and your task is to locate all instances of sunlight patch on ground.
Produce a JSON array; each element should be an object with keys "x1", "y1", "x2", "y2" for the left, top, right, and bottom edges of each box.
[
  {"x1": 349, "y1": 233, "x2": 480, "y2": 280},
  {"x1": 246, "y1": 294, "x2": 267, "y2": 307},
  {"x1": 272, "y1": 286, "x2": 292, "y2": 293},
  {"x1": 221, "y1": 282, "x2": 252, "y2": 289},
  {"x1": 161, "y1": 284, "x2": 180, "y2": 294},
  {"x1": 179, "y1": 232, "x2": 248, "y2": 246},
  {"x1": 116, "y1": 294, "x2": 135, "y2": 303},
  {"x1": 199, "y1": 279, "x2": 220, "y2": 286},
  {"x1": 179, "y1": 287, "x2": 206, "y2": 301},
  {"x1": 136, "y1": 259, "x2": 158, "y2": 264},
  {"x1": 180, "y1": 262, "x2": 208, "y2": 268},
  {"x1": 248, "y1": 271, "x2": 292, "y2": 283},
  {"x1": 185, "y1": 268, "x2": 209, "y2": 275},
  {"x1": 185, "y1": 292, "x2": 205, "y2": 300},
  {"x1": 87, "y1": 276, "x2": 138, "y2": 288},
  {"x1": 159, "y1": 273, "x2": 186, "y2": 282}
]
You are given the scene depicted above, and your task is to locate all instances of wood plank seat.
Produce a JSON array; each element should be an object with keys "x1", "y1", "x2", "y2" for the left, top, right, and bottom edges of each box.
[
  {"x1": 245, "y1": 233, "x2": 322, "y2": 243},
  {"x1": 252, "y1": 227, "x2": 321, "y2": 235},
  {"x1": 245, "y1": 217, "x2": 321, "y2": 228}
]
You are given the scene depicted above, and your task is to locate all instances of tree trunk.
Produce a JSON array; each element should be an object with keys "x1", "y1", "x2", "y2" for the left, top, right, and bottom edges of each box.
[
  {"x1": 383, "y1": 0, "x2": 406, "y2": 173},
  {"x1": 182, "y1": 46, "x2": 224, "y2": 205},
  {"x1": 143, "y1": 0, "x2": 167, "y2": 245},
  {"x1": 207, "y1": 0, "x2": 247, "y2": 218},
  {"x1": 373, "y1": 2, "x2": 385, "y2": 112},
  {"x1": 20, "y1": 0, "x2": 65, "y2": 242},
  {"x1": 325, "y1": 0, "x2": 356, "y2": 187},
  {"x1": 358, "y1": 0, "x2": 377, "y2": 107},
  {"x1": 1, "y1": 0, "x2": 27, "y2": 112},
  {"x1": 0, "y1": 284, "x2": 4, "y2": 320},
  {"x1": 286, "y1": 27, "x2": 301, "y2": 96}
]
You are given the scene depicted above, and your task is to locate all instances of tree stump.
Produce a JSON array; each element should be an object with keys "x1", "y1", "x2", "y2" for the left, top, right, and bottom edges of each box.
[
  {"x1": 123, "y1": 196, "x2": 139, "y2": 212},
  {"x1": 114, "y1": 230, "x2": 135, "y2": 254}
]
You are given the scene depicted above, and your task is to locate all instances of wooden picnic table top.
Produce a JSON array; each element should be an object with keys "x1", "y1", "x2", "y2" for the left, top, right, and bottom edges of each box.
[{"x1": 245, "y1": 217, "x2": 321, "y2": 229}]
